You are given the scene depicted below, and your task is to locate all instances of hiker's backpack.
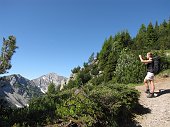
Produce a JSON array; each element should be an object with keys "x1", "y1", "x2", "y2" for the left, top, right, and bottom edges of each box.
[{"x1": 153, "y1": 56, "x2": 160, "y2": 74}]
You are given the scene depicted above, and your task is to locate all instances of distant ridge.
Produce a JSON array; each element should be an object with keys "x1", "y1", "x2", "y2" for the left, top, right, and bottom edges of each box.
[
  {"x1": 31, "y1": 72, "x2": 68, "y2": 93},
  {"x1": 0, "y1": 73, "x2": 68, "y2": 108},
  {"x1": 0, "y1": 74, "x2": 42, "y2": 108}
]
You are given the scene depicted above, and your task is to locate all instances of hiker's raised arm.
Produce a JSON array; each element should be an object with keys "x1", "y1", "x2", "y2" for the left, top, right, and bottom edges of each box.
[
  {"x1": 139, "y1": 55, "x2": 152, "y2": 63},
  {"x1": 139, "y1": 55, "x2": 144, "y2": 62}
]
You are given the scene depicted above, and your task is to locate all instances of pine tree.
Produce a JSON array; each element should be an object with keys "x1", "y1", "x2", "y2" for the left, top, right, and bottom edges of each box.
[
  {"x1": 158, "y1": 20, "x2": 169, "y2": 49},
  {"x1": 99, "y1": 36, "x2": 113, "y2": 70},
  {"x1": 103, "y1": 51, "x2": 117, "y2": 82},
  {"x1": 154, "y1": 21, "x2": 160, "y2": 49},
  {"x1": 71, "y1": 66, "x2": 81, "y2": 74},
  {"x1": 146, "y1": 22, "x2": 158, "y2": 50},
  {"x1": 155, "y1": 21, "x2": 159, "y2": 34},
  {"x1": 121, "y1": 31, "x2": 132, "y2": 47},
  {"x1": 47, "y1": 83, "x2": 56, "y2": 94},
  {"x1": 88, "y1": 52, "x2": 95, "y2": 64},
  {"x1": 0, "y1": 36, "x2": 18, "y2": 74}
]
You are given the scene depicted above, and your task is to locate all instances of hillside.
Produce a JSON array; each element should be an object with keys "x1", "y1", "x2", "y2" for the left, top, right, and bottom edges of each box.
[
  {"x1": 0, "y1": 74, "x2": 43, "y2": 108},
  {"x1": 0, "y1": 73, "x2": 68, "y2": 108},
  {"x1": 135, "y1": 76, "x2": 170, "y2": 127},
  {"x1": 0, "y1": 74, "x2": 42, "y2": 108},
  {"x1": 0, "y1": 19, "x2": 169, "y2": 127}
]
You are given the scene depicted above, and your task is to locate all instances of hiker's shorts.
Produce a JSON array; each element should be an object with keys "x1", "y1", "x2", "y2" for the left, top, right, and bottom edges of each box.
[{"x1": 145, "y1": 72, "x2": 154, "y2": 81}]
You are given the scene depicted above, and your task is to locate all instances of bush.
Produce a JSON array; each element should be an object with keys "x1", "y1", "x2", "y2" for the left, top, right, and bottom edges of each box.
[
  {"x1": 88, "y1": 83, "x2": 139, "y2": 126},
  {"x1": 1, "y1": 82, "x2": 139, "y2": 127},
  {"x1": 55, "y1": 83, "x2": 139, "y2": 127},
  {"x1": 114, "y1": 49, "x2": 146, "y2": 84},
  {"x1": 90, "y1": 75, "x2": 104, "y2": 85},
  {"x1": 55, "y1": 89, "x2": 101, "y2": 126}
]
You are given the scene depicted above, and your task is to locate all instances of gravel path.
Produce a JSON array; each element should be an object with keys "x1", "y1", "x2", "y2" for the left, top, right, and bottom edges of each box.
[{"x1": 135, "y1": 77, "x2": 170, "y2": 127}]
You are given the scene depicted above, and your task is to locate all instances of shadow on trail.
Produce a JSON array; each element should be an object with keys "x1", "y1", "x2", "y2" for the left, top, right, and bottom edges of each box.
[
  {"x1": 126, "y1": 103, "x2": 151, "y2": 127},
  {"x1": 117, "y1": 103, "x2": 151, "y2": 127},
  {"x1": 154, "y1": 89, "x2": 170, "y2": 97},
  {"x1": 133, "y1": 103, "x2": 151, "y2": 115}
]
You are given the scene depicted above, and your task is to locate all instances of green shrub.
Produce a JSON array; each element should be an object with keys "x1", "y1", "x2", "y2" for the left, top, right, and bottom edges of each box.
[
  {"x1": 0, "y1": 82, "x2": 139, "y2": 127},
  {"x1": 90, "y1": 75, "x2": 104, "y2": 85},
  {"x1": 56, "y1": 89, "x2": 100, "y2": 126},
  {"x1": 114, "y1": 49, "x2": 146, "y2": 84}
]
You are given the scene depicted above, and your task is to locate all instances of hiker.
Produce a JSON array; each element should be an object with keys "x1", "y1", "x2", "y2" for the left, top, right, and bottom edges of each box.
[{"x1": 139, "y1": 52, "x2": 155, "y2": 98}]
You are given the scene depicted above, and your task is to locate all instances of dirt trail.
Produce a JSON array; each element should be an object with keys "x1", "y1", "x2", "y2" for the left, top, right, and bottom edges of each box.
[{"x1": 135, "y1": 77, "x2": 170, "y2": 127}]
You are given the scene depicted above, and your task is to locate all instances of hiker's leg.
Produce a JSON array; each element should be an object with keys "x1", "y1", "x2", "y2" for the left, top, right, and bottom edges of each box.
[
  {"x1": 144, "y1": 79, "x2": 149, "y2": 90},
  {"x1": 150, "y1": 80, "x2": 155, "y2": 93},
  {"x1": 146, "y1": 80, "x2": 155, "y2": 98}
]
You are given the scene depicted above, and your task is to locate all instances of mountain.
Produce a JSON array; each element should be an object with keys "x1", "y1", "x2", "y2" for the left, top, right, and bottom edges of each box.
[
  {"x1": 0, "y1": 74, "x2": 42, "y2": 108},
  {"x1": 0, "y1": 73, "x2": 68, "y2": 108},
  {"x1": 31, "y1": 73, "x2": 68, "y2": 93}
]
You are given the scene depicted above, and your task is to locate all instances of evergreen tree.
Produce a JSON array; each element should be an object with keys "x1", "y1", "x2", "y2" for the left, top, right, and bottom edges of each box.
[
  {"x1": 98, "y1": 36, "x2": 113, "y2": 70},
  {"x1": 0, "y1": 36, "x2": 18, "y2": 74},
  {"x1": 155, "y1": 21, "x2": 159, "y2": 34},
  {"x1": 88, "y1": 52, "x2": 95, "y2": 64},
  {"x1": 158, "y1": 20, "x2": 169, "y2": 49},
  {"x1": 146, "y1": 22, "x2": 158, "y2": 50},
  {"x1": 83, "y1": 62, "x2": 88, "y2": 68},
  {"x1": 47, "y1": 83, "x2": 56, "y2": 94},
  {"x1": 77, "y1": 69, "x2": 91, "y2": 84},
  {"x1": 113, "y1": 31, "x2": 132, "y2": 48},
  {"x1": 90, "y1": 64, "x2": 99, "y2": 76},
  {"x1": 134, "y1": 24, "x2": 147, "y2": 50},
  {"x1": 71, "y1": 66, "x2": 81, "y2": 74},
  {"x1": 154, "y1": 21, "x2": 160, "y2": 49},
  {"x1": 103, "y1": 51, "x2": 117, "y2": 82},
  {"x1": 121, "y1": 31, "x2": 132, "y2": 47}
]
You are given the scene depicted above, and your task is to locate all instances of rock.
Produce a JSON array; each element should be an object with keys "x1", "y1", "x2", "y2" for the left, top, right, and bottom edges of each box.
[
  {"x1": 0, "y1": 74, "x2": 43, "y2": 108},
  {"x1": 0, "y1": 73, "x2": 68, "y2": 108},
  {"x1": 31, "y1": 72, "x2": 68, "y2": 92}
]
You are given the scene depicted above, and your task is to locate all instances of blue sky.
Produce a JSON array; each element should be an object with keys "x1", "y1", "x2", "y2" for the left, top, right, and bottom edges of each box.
[{"x1": 0, "y1": 0, "x2": 169, "y2": 79}]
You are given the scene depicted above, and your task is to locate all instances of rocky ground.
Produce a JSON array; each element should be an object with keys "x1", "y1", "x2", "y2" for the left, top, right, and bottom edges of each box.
[{"x1": 135, "y1": 77, "x2": 170, "y2": 127}]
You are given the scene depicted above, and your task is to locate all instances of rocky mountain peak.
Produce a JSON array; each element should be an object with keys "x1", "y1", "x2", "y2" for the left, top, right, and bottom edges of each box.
[
  {"x1": 5, "y1": 74, "x2": 30, "y2": 86},
  {"x1": 0, "y1": 73, "x2": 68, "y2": 108},
  {"x1": 31, "y1": 73, "x2": 68, "y2": 93},
  {"x1": 0, "y1": 74, "x2": 42, "y2": 108}
]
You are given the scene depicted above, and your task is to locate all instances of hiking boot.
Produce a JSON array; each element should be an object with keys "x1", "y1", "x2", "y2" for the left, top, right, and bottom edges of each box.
[
  {"x1": 145, "y1": 89, "x2": 150, "y2": 94},
  {"x1": 147, "y1": 93, "x2": 154, "y2": 98}
]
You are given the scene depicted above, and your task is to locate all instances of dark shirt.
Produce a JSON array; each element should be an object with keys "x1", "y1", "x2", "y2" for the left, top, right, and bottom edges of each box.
[{"x1": 147, "y1": 59, "x2": 154, "y2": 73}]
